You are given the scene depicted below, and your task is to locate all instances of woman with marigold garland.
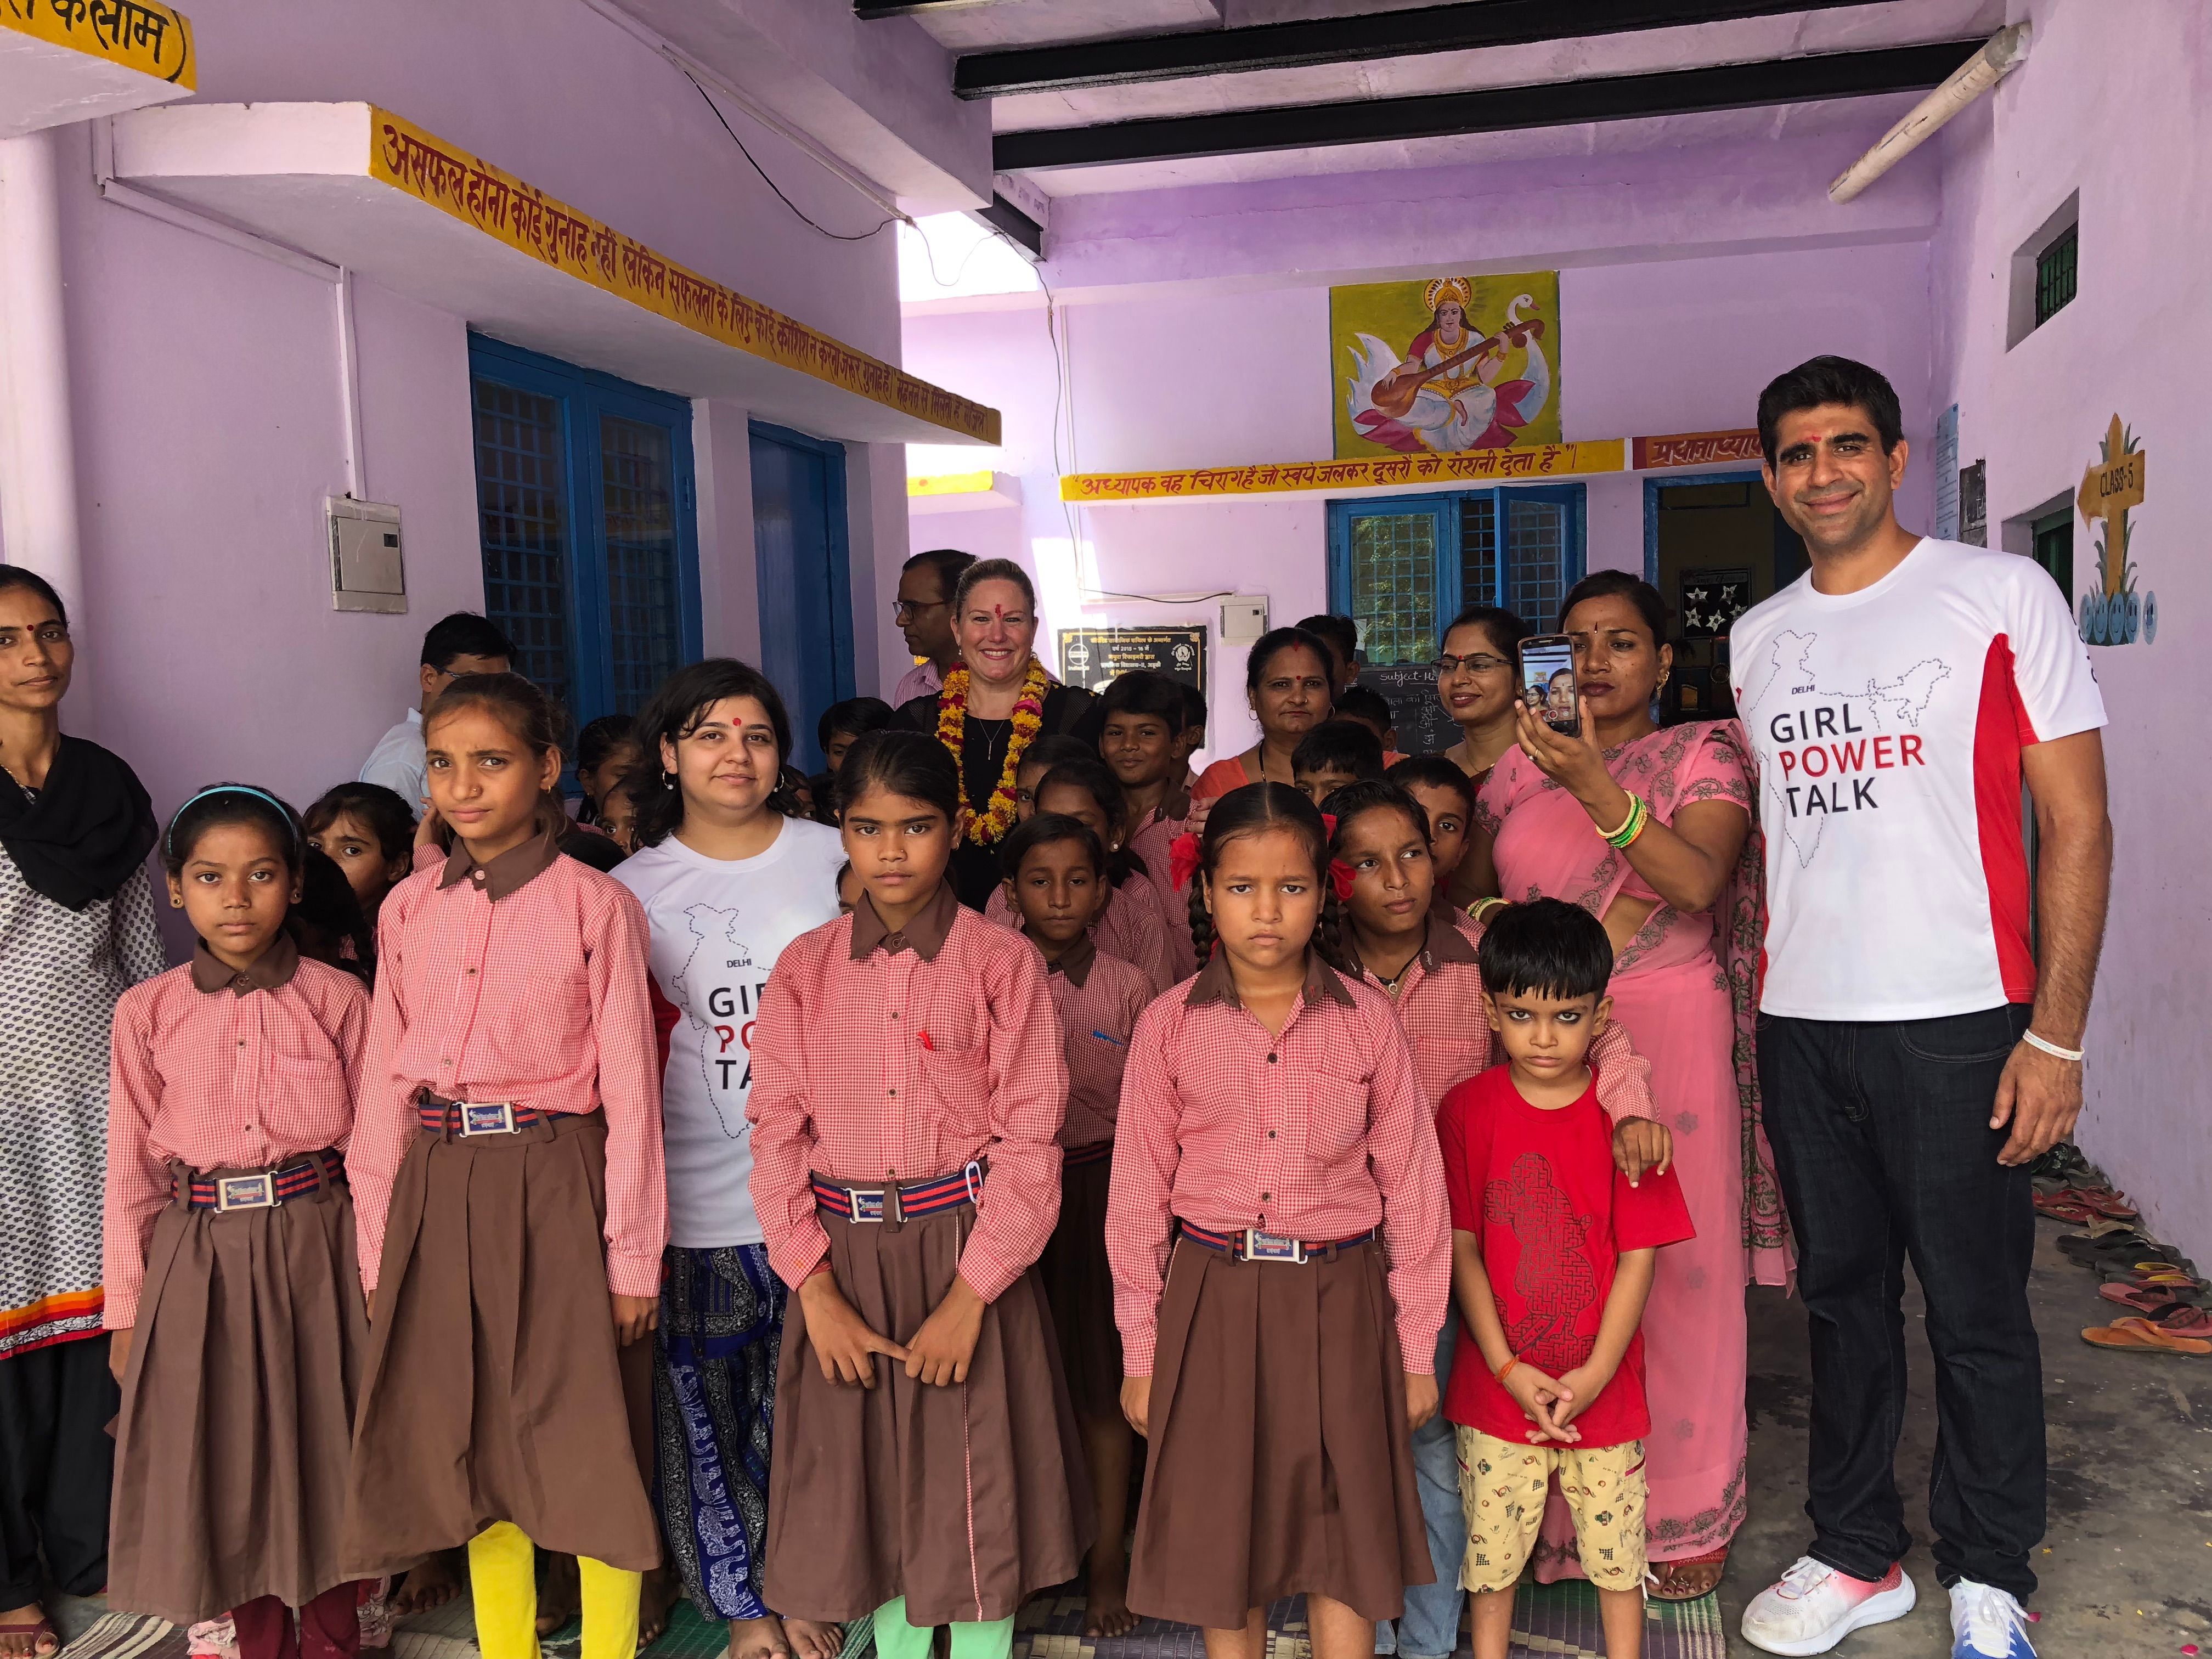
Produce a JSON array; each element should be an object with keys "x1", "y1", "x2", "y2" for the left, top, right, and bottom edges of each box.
[{"x1": 896, "y1": 560, "x2": 1103, "y2": 911}]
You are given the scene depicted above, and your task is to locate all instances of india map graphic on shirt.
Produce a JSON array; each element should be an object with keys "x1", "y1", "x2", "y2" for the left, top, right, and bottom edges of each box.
[
  {"x1": 668, "y1": 902, "x2": 758, "y2": 1137},
  {"x1": 1739, "y1": 629, "x2": 1952, "y2": 868},
  {"x1": 1485, "y1": 1151, "x2": 1597, "y2": 1373}
]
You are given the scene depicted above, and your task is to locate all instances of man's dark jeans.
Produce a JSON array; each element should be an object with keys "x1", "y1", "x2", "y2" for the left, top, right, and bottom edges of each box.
[{"x1": 1756, "y1": 1003, "x2": 2042, "y2": 1600}]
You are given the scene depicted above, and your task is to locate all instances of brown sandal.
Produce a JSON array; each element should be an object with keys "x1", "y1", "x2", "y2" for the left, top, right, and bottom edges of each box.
[{"x1": 1647, "y1": 1551, "x2": 1727, "y2": 1601}]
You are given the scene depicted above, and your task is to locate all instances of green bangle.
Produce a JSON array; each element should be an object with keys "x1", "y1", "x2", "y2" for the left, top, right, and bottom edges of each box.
[
  {"x1": 1601, "y1": 793, "x2": 1649, "y2": 850},
  {"x1": 1467, "y1": 896, "x2": 1508, "y2": 924}
]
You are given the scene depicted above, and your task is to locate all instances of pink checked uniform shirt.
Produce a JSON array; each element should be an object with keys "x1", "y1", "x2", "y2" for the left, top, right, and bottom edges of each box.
[
  {"x1": 1045, "y1": 939, "x2": 1153, "y2": 1149},
  {"x1": 1126, "y1": 791, "x2": 1198, "y2": 980},
  {"x1": 104, "y1": 939, "x2": 369, "y2": 1328},
  {"x1": 1374, "y1": 910, "x2": 1657, "y2": 1119},
  {"x1": 347, "y1": 832, "x2": 668, "y2": 1297},
  {"x1": 747, "y1": 883, "x2": 1069, "y2": 1303},
  {"x1": 984, "y1": 871, "x2": 1176, "y2": 995},
  {"x1": 1105, "y1": 952, "x2": 1452, "y2": 1373}
]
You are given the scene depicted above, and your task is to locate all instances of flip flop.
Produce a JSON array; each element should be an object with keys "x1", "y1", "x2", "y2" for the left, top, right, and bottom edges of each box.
[
  {"x1": 2081, "y1": 1316, "x2": 2212, "y2": 1356},
  {"x1": 2034, "y1": 1192, "x2": 2095, "y2": 1223},
  {"x1": 0, "y1": 1618, "x2": 59, "y2": 1658},
  {"x1": 2074, "y1": 1187, "x2": 2140, "y2": 1220},
  {"x1": 2099, "y1": 1283, "x2": 2207, "y2": 1316},
  {"x1": 2057, "y1": 1232, "x2": 2169, "y2": 1268}
]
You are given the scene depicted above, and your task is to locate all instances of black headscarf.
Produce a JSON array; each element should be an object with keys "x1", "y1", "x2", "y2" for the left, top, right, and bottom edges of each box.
[{"x1": 0, "y1": 736, "x2": 159, "y2": 911}]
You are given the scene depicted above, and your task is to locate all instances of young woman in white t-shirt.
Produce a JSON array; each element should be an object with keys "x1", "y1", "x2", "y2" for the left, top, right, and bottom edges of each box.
[{"x1": 614, "y1": 661, "x2": 849, "y2": 1659}]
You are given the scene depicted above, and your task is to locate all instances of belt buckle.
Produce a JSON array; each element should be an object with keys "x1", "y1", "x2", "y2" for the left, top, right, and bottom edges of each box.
[
  {"x1": 1242, "y1": 1229, "x2": 1305, "y2": 1265},
  {"x1": 459, "y1": 1101, "x2": 518, "y2": 1136},
  {"x1": 849, "y1": 1188, "x2": 885, "y2": 1223},
  {"x1": 216, "y1": 1171, "x2": 279, "y2": 1212}
]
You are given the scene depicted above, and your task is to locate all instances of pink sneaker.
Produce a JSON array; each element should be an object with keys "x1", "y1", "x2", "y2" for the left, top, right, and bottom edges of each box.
[{"x1": 1740, "y1": 1556, "x2": 1917, "y2": 1655}]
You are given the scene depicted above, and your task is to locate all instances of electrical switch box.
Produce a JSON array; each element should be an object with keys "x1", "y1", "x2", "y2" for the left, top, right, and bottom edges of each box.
[
  {"x1": 1220, "y1": 596, "x2": 1268, "y2": 644},
  {"x1": 329, "y1": 497, "x2": 407, "y2": 614}
]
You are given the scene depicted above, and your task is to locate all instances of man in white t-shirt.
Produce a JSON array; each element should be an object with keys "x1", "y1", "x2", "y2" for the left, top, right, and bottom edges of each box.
[{"x1": 1731, "y1": 360, "x2": 2110, "y2": 1659}]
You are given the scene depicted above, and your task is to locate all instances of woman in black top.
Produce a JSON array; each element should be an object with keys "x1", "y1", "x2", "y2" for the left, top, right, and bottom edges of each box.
[{"x1": 895, "y1": 559, "x2": 1101, "y2": 909}]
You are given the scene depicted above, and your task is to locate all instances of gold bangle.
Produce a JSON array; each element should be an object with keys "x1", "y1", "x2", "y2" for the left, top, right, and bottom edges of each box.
[{"x1": 1468, "y1": 896, "x2": 1508, "y2": 924}]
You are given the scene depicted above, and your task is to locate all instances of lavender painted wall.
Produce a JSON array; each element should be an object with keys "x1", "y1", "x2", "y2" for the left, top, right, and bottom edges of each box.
[
  {"x1": 903, "y1": 215, "x2": 1934, "y2": 759},
  {"x1": 1929, "y1": 0, "x2": 2212, "y2": 1266},
  {"x1": 47, "y1": 0, "x2": 946, "y2": 876}
]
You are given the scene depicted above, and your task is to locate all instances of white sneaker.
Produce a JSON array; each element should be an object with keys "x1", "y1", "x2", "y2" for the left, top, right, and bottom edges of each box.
[
  {"x1": 1950, "y1": 1581, "x2": 2036, "y2": 1658},
  {"x1": 1740, "y1": 1556, "x2": 1917, "y2": 1655}
]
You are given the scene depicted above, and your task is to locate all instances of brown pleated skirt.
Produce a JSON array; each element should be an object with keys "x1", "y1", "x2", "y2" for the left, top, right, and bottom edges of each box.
[
  {"x1": 1127, "y1": 1236, "x2": 1431, "y2": 1631},
  {"x1": 1037, "y1": 1151, "x2": 1122, "y2": 1420},
  {"x1": 109, "y1": 1158, "x2": 367, "y2": 1623},
  {"x1": 763, "y1": 1201, "x2": 1091, "y2": 1627},
  {"x1": 341, "y1": 1110, "x2": 659, "y2": 1577}
]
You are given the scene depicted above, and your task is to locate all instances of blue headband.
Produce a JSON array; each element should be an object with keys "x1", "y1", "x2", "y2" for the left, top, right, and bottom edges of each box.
[{"x1": 165, "y1": 786, "x2": 302, "y2": 857}]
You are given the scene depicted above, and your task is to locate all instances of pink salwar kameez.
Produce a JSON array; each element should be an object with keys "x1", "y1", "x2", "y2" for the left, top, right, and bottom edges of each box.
[{"x1": 1477, "y1": 719, "x2": 1790, "y2": 1577}]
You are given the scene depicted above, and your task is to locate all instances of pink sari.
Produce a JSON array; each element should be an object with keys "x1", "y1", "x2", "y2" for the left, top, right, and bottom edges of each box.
[{"x1": 1476, "y1": 719, "x2": 1789, "y2": 1575}]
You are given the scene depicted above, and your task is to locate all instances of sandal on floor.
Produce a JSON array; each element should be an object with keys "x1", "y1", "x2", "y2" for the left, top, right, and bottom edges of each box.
[
  {"x1": 2081, "y1": 1316, "x2": 2212, "y2": 1356},
  {"x1": 2034, "y1": 1192, "x2": 2096, "y2": 1223},
  {"x1": 2100, "y1": 1282, "x2": 2207, "y2": 1314}
]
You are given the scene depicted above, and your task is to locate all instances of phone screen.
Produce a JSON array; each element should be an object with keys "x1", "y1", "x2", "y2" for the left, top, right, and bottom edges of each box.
[{"x1": 1518, "y1": 635, "x2": 1579, "y2": 736}]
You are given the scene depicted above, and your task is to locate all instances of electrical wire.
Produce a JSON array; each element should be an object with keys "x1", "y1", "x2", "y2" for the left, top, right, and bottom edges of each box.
[{"x1": 680, "y1": 63, "x2": 901, "y2": 243}]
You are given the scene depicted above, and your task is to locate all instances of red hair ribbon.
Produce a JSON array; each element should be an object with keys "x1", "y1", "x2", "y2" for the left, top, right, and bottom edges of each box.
[
  {"x1": 1169, "y1": 831, "x2": 1203, "y2": 893},
  {"x1": 1320, "y1": 812, "x2": 1338, "y2": 839},
  {"x1": 1328, "y1": 859, "x2": 1358, "y2": 902}
]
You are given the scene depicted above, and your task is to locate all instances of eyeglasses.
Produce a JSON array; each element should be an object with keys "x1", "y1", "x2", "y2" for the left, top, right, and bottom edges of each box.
[
  {"x1": 891, "y1": 599, "x2": 949, "y2": 624},
  {"x1": 1435, "y1": 652, "x2": 1510, "y2": 675}
]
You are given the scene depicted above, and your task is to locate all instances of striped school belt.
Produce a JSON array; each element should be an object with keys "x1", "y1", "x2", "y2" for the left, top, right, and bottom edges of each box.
[
  {"x1": 813, "y1": 1160, "x2": 986, "y2": 1224},
  {"x1": 182, "y1": 1147, "x2": 344, "y2": 1212},
  {"x1": 1175, "y1": 1218, "x2": 1376, "y2": 1265},
  {"x1": 416, "y1": 1093, "x2": 546, "y2": 1136},
  {"x1": 1064, "y1": 1139, "x2": 1114, "y2": 1169}
]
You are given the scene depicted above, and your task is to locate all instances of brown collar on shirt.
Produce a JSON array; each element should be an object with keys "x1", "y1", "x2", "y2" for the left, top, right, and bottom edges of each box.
[
  {"x1": 1184, "y1": 946, "x2": 1356, "y2": 1011},
  {"x1": 1420, "y1": 909, "x2": 1480, "y2": 969},
  {"x1": 1045, "y1": 933, "x2": 1097, "y2": 988},
  {"x1": 438, "y1": 825, "x2": 561, "y2": 902},
  {"x1": 850, "y1": 881, "x2": 960, "y2": 962},
  {"x1": 190, "y1": 933, "x2": 301, "y2": 996}
]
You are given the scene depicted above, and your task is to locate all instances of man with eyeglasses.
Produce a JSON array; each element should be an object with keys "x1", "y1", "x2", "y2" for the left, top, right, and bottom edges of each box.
[{"x1": 889, "y1": 548, "x2": 976, "y2": 706}]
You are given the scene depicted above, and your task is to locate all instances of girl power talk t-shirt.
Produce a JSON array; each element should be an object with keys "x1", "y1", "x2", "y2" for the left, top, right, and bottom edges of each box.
[
  {"x1": 614, "y1": 817, "x2": 847, "y2": 1246},
  {"x1": 1730, "y1": 538, "x2": 2106, "y2": 1022}
]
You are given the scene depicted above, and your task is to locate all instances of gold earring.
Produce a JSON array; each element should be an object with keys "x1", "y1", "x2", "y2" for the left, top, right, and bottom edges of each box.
[{"x1": 170, "y1": 895, "x2": 183, "y2": 909}]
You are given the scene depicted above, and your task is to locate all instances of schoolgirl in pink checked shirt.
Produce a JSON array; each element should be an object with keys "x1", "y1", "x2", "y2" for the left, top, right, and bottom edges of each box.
[
  {"x1": 340, "y1": 674, "x2": 665, "y2": 1659},
  {"x1": 1105, "y1": 781, "x2": 1449, "y2": 1658},
  {"x1": 744, "y1": 730, "x2": 1087, "y2": 1659}
]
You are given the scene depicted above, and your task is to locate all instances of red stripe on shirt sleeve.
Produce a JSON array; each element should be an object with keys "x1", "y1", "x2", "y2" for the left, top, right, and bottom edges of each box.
[{"x1": 1973, "y1": 634, "x2": 2039, "y2": 1003}]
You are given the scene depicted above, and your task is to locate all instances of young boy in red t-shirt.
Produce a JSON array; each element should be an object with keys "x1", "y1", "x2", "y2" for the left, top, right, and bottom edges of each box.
[{"x1": 1435, "y1": 899, "x2": 1695, "y2": 1659}]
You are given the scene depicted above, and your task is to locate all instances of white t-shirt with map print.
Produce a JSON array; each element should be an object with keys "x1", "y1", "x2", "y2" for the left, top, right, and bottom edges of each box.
[
  {"x1": 1730, "y1": 537, "x2": 2106, "y2": 1021},
  {"x1": 615, "y1": 817, "x2": 846, "y2": 1245}
]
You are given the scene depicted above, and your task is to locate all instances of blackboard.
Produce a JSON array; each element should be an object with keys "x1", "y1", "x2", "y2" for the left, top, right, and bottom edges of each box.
[
  {"x1": 1357, "y1": 663, "x2": 1455, "y2": 757},
  {"x1": 1058, "y1": 626, "x2": 1207, "y2": 696}
]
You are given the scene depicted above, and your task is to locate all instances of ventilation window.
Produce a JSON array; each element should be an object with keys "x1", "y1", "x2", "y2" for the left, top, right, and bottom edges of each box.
[
  {"x1": 2008, "y1": 192, "x2": 2079, "y2": 348},
  {"x1": 2035, "y1": 224, "x2": 2078, "y2": 326}
]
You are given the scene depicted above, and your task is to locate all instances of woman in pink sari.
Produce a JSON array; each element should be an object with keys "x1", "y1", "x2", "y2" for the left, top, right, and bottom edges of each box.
[{"x1": 1467, "y1": 571, "x2": 1789, "y2": 1601}]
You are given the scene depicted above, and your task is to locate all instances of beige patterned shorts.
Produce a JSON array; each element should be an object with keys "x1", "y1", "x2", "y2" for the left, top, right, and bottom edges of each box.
[{"x1": 1454, "y1": 1426, "x2": 1647, "y2": 1593}]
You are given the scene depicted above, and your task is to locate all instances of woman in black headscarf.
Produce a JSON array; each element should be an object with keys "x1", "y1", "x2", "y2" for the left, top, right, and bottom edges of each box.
[{"x1": 0, "y1": 567, "x2": 163, "y2": 1658}]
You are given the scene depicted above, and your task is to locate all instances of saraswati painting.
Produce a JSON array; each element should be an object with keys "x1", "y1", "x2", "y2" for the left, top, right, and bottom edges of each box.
[{"x1": 1331, "y1": 272, "x2": 1561, "y2": 459}]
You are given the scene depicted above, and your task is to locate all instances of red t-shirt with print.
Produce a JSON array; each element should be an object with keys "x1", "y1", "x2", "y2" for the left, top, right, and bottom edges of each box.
[{"x1": 1437, "y1": 1063, "x2": 1695, "y2": 1448}]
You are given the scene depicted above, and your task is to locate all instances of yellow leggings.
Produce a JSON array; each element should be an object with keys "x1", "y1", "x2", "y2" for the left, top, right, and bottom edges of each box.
[
  {"x1": 468, "y1": 1521, "x2": 642, "y2": 1659},
  {"x1": 871, "y1": 1597, "x2": 1013, "y2": 1659}
]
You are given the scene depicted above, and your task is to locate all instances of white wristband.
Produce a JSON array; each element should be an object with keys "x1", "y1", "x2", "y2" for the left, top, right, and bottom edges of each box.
[{"x1": 2022, "y1": 1029, "x2": 2085, "y2": 1063}]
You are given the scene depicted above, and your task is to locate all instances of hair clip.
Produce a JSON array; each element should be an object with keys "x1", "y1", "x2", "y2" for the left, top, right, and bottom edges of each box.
[{"x1": 1328, "y1": 859, "x2": 1358, "y2": 902}]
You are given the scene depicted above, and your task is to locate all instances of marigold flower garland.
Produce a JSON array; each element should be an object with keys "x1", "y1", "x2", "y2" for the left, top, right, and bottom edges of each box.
[{"x1": 936, "y1": 656, "x2": 1051, "y2": 844}]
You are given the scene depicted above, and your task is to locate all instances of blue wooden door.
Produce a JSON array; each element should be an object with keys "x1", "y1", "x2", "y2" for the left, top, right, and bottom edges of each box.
[{"x1": 748, "y1": 422, "x2": 855, "y2": 771}]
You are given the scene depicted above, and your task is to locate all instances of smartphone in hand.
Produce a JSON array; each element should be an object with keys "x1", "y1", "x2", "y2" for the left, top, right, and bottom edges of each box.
[{"x1": 1517, "y1": 634, "x2": 1579, "y2": 737}]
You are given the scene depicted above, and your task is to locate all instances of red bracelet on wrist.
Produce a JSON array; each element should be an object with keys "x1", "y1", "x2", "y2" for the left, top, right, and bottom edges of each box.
[{"x1": 1496, "y1": 1355, "x2": 1520, "y2": 1384}]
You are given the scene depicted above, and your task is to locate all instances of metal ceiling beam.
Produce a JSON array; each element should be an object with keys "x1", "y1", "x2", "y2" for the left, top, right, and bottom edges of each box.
[
  {"x1": 856, "y1": 1, "x2": 1015, "y2": 19},
  {"x1": 992, "y1": 38, "x2": 1978, "y2": 171},
  {"x1": 957, "y1": 0, "x2": 1889, "y2": 99},
  {"x1": 976, "y1": 190, "x2": 1044, "y2": 257}
]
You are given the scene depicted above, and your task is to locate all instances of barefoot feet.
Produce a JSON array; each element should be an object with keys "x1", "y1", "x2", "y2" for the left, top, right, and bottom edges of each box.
[
  {"x1": 391, "y1": 1551, "x2": 465, "y2": 1618},
  {"x1": 637, "y1": 1567, "x2": 679, "y2": 1651},
  {"x1": 1084, "y1": 1544, "x2": 1138, "y2": 1640},
  {"x1": 728, "y1": 1614, "x2": 794, "y2": 1659},
  {"x1": 537, "y1": 1551, "x2": 582, "y2": 1638},
  {"x1": 783, "y1": 1618, "x2": 845, "y2": 1659}
]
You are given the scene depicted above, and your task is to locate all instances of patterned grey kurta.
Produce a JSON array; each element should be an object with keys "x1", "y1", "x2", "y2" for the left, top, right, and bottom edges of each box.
[{"x1": 0, "y1": 853, "x2": 165, "y2": 1355}]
